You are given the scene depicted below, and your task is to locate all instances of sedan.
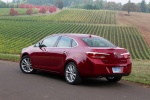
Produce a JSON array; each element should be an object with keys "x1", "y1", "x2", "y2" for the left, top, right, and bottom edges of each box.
[{"x1": 20, "y1": 34, "x2": 132, "y2": 84}]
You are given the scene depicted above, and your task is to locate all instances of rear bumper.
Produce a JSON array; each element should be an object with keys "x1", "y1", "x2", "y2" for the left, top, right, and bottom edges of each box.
[{"x1": 78, "y1": 59, "x2": 132, "y2": 77}]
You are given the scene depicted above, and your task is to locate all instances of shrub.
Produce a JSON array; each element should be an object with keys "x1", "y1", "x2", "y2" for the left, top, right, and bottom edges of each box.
[
  {"x1": 49, "y1": 6, "x2": 57, "y2": 13},
  {"x1": 9, "y1": 8, "x2": 18, "y2": 16},
  {"x1": 18, "y1": 4, "x2": 33, "y2": 8},
  {"x1": 26, "y1": 8, "x2": 33, "y2": 15},
  {"x1": 39, "y1": 6, "x2": 47, "y2": 14}
]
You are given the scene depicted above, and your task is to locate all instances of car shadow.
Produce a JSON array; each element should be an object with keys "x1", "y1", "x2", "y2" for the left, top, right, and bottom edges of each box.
[{"x1": 34, "y1": 70, "x2": 127, "y2": 87}]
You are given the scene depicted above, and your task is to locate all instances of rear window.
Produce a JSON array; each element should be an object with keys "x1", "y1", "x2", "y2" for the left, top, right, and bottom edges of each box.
[{"x1": 82, "y1": 37, "x2": 116, "y2": 47}]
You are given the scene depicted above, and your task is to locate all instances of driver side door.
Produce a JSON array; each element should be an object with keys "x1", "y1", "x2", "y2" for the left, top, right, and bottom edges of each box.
[{"x1": 30, "y1": 35, "x2": 60, "y2": 69}]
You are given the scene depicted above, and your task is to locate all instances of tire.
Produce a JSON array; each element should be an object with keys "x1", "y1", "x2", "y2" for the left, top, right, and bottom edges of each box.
[
  {"x1": 106, "y1": 76, "x2": 122, "y2": 82},
  {"x1": 20, "y1": 55, "x2": 36, "y2": 74},
  {"x1": 65, "y1": 62, "x2": 82, "y2": 85}
]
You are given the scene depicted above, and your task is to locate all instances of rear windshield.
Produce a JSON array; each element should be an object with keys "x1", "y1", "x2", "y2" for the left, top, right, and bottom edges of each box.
[{"x1": 82, "y1": 37, "x2": 116, "y2": 47}]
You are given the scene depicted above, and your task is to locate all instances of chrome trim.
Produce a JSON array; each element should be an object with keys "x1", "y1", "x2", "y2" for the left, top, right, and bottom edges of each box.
[
  {"x1": 121, "y1": 52, "x2": 130, "y2": 55},
  {"x1": 34, "y1": 35, "x2": 79, "y2": 49},
  {"x1": 86, "y1": 52, "x2": 110, "y2": 55}
]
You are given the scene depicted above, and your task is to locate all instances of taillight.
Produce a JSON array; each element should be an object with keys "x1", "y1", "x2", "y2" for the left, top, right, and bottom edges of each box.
[
  {"x1": 121, "y1": 52, "x2": 130, "y2": 59},
  {"x1": 86, "y1": 52, "x2": 110, "y2": 59}
]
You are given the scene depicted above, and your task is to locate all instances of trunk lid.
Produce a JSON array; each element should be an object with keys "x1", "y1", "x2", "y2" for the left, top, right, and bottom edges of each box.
[{"x1": 89, "y1": 47, "x2": 129, "y2": 64}]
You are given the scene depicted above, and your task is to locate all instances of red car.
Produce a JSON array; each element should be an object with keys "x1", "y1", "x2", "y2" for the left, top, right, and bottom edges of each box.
[{"x1": 20, "y1": 34, "x2": 132, "y2": 84}]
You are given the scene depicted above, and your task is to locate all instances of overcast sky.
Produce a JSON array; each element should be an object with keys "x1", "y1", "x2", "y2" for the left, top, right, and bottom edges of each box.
[{"x1": 1, "y1": 0, "x2": 150, "y2": 4}]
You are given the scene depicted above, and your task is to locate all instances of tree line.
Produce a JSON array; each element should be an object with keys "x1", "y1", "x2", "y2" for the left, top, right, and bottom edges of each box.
[{"x1": 0, "y1": 0, "x2": 150, "y2": 14}]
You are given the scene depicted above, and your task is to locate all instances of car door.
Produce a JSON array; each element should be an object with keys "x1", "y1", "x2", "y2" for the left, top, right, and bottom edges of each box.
[
  {"x1": 47, "y1": 36, "x2": 72, "y2": 72},
  {"x1": 30, "y1": 35, "x2": 60, "y2": 69}
]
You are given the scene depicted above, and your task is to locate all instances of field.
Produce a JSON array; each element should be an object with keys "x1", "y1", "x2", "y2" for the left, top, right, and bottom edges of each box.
[
  {"x1": 0, "y1": 9, "x2": 116, "y2": 24},
  {"x1": 0, "y1": 8, "x2": 38, "y2": 16},
  {"x1": 118, "y1": 11, "x2": 150, "y2": 47},
  {"x1": 0, "y1": 20, "x2": 150, "y2": 59}
]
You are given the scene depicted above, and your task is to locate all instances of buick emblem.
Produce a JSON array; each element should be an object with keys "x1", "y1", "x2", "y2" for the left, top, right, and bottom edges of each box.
[
  {"x1": 114, "y1": 52, "x2": 117, "y2": 55},
  {"x1": 114, "y1": 52, "x2": 117, "y2": 58}
]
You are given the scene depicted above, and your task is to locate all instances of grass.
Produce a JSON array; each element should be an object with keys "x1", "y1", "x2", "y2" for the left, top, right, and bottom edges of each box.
[
  {"x1": 0, "y1": 8, "x2": 38, "y2": 16},
  {"x1": 123, "y1": 60, "x2": 150, "y2": 85},
  {"x1": 0, "y1": 53, "x2": 20, "y2": 62}
]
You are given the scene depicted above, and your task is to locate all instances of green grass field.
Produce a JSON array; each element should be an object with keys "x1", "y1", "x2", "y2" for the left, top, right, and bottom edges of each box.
[
  {"x1": 123, "y1": 60, "x2": 150, "y2": 85},
  {"x1": 0, "y1": 8, "x2": 38, "y2": 16}
]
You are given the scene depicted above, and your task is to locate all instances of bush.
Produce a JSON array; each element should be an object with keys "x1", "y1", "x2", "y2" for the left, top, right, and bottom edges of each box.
[
  {"x1": 9, "y1": 8, "x2": 18, "y2": 16},
  {"x1": 49, "y1": 6, "x2": 57, "y2": 13},
  {"x1": 26, "y1": 8, "x2": 33, "y2": 15},
  {"x1": 39, "y1": 6, "x2": 47, "y2": 14}
]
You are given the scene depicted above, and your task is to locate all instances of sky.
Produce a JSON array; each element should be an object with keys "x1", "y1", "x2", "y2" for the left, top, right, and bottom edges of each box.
[{"x1": 1, "y1": 0, "x2": 150, "y2": 4}]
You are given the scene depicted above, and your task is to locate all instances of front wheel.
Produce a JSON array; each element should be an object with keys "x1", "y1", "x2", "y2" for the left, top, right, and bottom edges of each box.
[
  {"x1": 65, "y1": 62, "x2": 81, "y2": 85},
  {"x1": 20, "y1": 55, "x2": 36, "y2": 74},
  {"x1": 106, "y1": 76, "x2": 122, "y2": 82}
]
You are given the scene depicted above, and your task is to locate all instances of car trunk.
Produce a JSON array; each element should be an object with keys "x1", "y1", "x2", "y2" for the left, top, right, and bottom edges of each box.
[{"x1": 89, "y1": 47, "x2": 129, "y2": 64}]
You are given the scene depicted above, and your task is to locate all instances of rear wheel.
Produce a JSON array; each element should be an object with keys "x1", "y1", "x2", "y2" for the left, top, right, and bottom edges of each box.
[
  {"x1": 106, "y1": 76, "x2": 122, "y2": 82},
  {"x1": 65, "y1": 62, "x2": 81, "y2": 85},
  {"x1": 20, "y1": 55, "x2": 36, "y2": 74}
]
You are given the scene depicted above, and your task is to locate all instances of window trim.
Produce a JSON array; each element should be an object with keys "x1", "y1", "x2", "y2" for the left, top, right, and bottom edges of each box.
[
  {"x1": 34, "y1": 35, "x2": 78, "y2": 48},
  {"x1": 34, "y1": 35, "x2": 60, "y2": 48}
]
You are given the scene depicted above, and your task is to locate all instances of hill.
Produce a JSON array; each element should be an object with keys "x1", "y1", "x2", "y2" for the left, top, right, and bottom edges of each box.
[
  {"x1": 0, "y1": 9, "x2": 150, "y2": 60},
  {"x1": 118, "y1": 11, "x2": 150, "y2": 47}
]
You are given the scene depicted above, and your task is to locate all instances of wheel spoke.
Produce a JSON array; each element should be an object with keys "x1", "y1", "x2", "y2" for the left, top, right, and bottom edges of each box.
[{"x1": 66, "y1": 71, "x2": 71, "y2": 74}]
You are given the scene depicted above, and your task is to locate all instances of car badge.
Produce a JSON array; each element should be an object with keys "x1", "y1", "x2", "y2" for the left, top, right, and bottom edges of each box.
[
  {"x1": 114, "y1": 52, "x2": 117, "y2": 55},
  {"x1": 114, "y1": 52, "x2": 117, "y2": 58}
]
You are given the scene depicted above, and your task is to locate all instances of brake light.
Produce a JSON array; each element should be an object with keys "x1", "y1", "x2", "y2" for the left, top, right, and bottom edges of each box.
[
  {"x1": 86, "y1": 52, "x2": 110, "y2": 59},
  {"x1": 121, "y1": 52, "x2": 130, "y2": 59}
]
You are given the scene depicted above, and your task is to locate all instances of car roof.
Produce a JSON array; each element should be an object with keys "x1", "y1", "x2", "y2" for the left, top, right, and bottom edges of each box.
[{"x1": 52, "y1": 33, "x2": 100, "y2": 38}]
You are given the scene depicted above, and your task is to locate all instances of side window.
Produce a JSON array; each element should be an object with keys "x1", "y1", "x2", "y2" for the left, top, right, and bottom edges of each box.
[
  {"x1": 72, "y1": 40, "x2": 77, "y2": 47},
  {"x1": 42, "y1": 36, "x2": 59, "y2": 47},
  {"x1": 57, "y1": 36, "x2": 72, "y2": 47}
]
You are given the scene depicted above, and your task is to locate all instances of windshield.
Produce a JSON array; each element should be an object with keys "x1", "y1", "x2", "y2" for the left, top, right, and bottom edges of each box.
[{"x1": 82, "y1": 37, "x2": 116, "y2": 47}]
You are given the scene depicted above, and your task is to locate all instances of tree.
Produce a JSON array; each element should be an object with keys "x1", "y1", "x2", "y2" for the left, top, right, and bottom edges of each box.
[
  {"x1": 0, "y1": 1, "x2": 6, "y2": 8},
  {"x1": 9, "y1": 8, "x2": 18, "y2": 16},
  {"x1": 122, "y1": 2, "x2": 137, "y2": 15},
  {"x1": 55, "y1": 0, "x2": 63, "y2": 9},
  {"x1": 106, "y1": 2, "x2": 121, "y2": 10},
  {"x1": 141, "y1": 0, "x2": 147, "y2": 12},
  {"x1": 147, "y1": 2, "x2": 150, "y2": 12},
  {"x1": 26, "y1": 8, "x2": 33, "y2": 15},
  {"x1": 94, "y1": 0, "x2": 104, "y2": 9},
  {"x1": 39, "y1": 6, "x2": 48, "y2": 14}
]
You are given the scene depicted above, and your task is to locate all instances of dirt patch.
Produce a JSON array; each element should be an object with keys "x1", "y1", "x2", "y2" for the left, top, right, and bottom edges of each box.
[{"x1": 117, "y1": 11, "x2": 150, "y2": 47}]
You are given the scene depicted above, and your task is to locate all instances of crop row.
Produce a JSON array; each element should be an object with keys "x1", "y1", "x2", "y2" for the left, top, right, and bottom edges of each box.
[
  {"x1": 0, "y1": 9, "x2": 116, "y2": 24},
  {"x1": 0, "y1": 21, "x2": 149, "y2": 59}
]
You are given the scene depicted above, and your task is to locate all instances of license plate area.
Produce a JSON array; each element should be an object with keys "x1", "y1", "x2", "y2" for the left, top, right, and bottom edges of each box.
[{"x1": 112, "y1": 67, "x2": 122, "y2": 73}]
